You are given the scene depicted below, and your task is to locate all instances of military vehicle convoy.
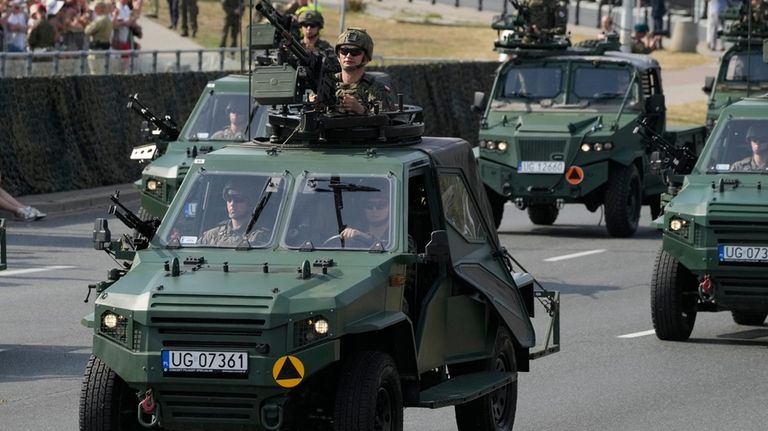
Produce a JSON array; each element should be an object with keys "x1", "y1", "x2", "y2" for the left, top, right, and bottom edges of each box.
[
  {"x1": 702, "y1": 0, "x2": 768, "y2": 128},
  {"x1": 475, "y1": 7, "x2": 707, "y2": 237},
  {"x1": 649, "y1": 97, "x2": 768, "y2": 341},
  {"x1": 129, "y1": 74, "x2": 269, "y2": 219},
  {"x1": 78, "y1": 2, "x2": 560, "y2": 430}
]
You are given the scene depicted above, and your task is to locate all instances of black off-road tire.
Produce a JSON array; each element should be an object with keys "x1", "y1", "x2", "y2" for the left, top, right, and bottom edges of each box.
[
  {"x1": 527, "y1": 204, "x2": 558, "y2": 226},
  {"x1": 649, "y1": 194, "x2": 662, "y2": 220},
  {"x1": 731, "y1": 311, "x2": 768, "y2": 326},
  {"x1": 454, "y1": 326, "x2": 517, "y2": 431},
  {"x1": 484, "y1": 186, "x2": 507, "y2": 229},
  {"x1": 651, "y1": 248, "x2": 698, "y2": 341},
  {"x1": 79, "y1": 355, "x2": 143, "y2": 431},
  {"x1": 604, "y1": 164, "x2": 642, "y2": 238},
  {"x1": 334, "y1": 351, "x2": 403, "y2": 431}
]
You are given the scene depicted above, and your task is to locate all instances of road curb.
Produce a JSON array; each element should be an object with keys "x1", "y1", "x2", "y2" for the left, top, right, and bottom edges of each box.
[{"x1": 10, "y1": 183, "x2": 141, "y2": 217}]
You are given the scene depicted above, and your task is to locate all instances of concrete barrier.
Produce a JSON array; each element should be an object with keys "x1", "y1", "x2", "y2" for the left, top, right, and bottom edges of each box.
[{"x1": 668, "y1": 20, "x2": 698, "y2": 53}]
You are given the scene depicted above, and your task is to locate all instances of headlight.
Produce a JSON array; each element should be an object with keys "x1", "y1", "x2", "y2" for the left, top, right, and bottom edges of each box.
[
  {"x1": 496, "y1": 141, "x2": 508, "y2": 152},
  {"x1": 146, "y1": 179, "x2": 160, "y2": 191},
  {"x1": 668, "y1": 217, "x2": 690, "y2": 239},
  {"x1": 100, "y1": 311, "x2": 128, "y2": 344},
  {"x1": 593, "y1": 143, "x2": 604, "y2": 151},
  {"x1": 486, "y1": 141, "x2": 497, "y2": 150},
  {"x1": 581, "y1": 143, "x2": 591, "y2": 152},
  {"x1": 293, "y1": 315, "x2": 331, "y2": 348}
]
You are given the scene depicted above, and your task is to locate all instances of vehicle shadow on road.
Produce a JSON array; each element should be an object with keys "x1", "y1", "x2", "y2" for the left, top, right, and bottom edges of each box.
[
  {"x1": 687, "y1": 328, "x2": 768, "y2": 347},
  {"x1": 498, "y1": 225, "x2": 662, "y2": 240},
  {"x1": 0, "y1": 344, "x2": 90, "y2": 383},
  {"x1": 539, "y1": 281, "x2": 620, "y2": 297}
]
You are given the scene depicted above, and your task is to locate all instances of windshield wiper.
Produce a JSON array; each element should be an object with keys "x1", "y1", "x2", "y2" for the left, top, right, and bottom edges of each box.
[
  {"x1": 507, "y1": 91, "x2": 536, "y2": 99},
  {"x1": 590, "y1": 92, "x2": 624, "y2": 100},
  {"x1": 241, "y1": 177, "x2": 281, "y2": 244},
  {"x1": 309, "y1": 178, "x2": 381, "y2": 193}
]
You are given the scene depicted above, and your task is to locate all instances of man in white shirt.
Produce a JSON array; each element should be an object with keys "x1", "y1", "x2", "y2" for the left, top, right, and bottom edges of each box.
[{"x1": 5, "y1": 0, "x2": 28, "y2": 52}]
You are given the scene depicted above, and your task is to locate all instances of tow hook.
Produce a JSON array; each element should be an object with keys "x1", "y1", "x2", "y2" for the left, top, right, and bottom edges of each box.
[
  {"x1": 137, "y1": 389, "x2": 159, "y2": 428},
  {"x1": 514, "y1": 197, "x2": 526, "y2": 210},
  {"x1": 260, "y1": 404, "x2": 284, "y2": 431},
  {"x1": 698, "y1": 274, "x2": 713, "y2": 300}
]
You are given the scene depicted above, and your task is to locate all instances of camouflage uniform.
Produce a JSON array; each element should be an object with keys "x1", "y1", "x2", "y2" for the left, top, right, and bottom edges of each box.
[
  {"x1": 335, "y1": 72, "x2": 394, "y2": 113},
  {"x1": 211, "y1": 126, "x2": 245, "y2": 140},
  {"x1": 302, "y1": 38, "x2": 334, "y2": 57},
  {"x1": 199, "y1": 220, "x2": 268, "y2": 246},
  {"x1": 731, "y1": 157, "x2": 767, "y2": 171}
]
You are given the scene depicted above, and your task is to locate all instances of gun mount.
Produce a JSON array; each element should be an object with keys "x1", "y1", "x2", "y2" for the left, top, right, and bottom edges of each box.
[
  {"x1": 492, "y1": 0, "x2": 573, "y2": 52},
  {"x1": 126, "y1": 93, "x2": 180, "y2": 143},
  {"x1": 248, "y1": 0, "x2": 425, "y2": 147},
  {"x1": 634, "y1": 117, "x2": 699, "y2": 180},
  {"x1": 719, "y1": 0, "x2": 768, "y2": 42}
]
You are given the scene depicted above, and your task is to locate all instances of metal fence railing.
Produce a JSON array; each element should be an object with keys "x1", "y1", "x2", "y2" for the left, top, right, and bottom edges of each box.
[{"x1": 0, "y1": 47, "x2": 249, "y2": 78}]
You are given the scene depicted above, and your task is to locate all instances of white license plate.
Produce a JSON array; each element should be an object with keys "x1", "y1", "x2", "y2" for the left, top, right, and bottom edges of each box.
[
  {"x1": 162, "y1": 350, "x2": 248, "y2": 374},
  {"x1": 718, "y1": 245, "x2": 768, "y2": 263},
  {"x1": 518, "y1": 161, "x2": 565, "y2": 174}
]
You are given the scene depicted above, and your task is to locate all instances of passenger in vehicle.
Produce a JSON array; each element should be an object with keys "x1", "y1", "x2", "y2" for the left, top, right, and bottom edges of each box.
[
  {"x1": 334, "y1": 27, "x2": 393, "y2": 114},
  {"x1": 731, "y1": 125, "x2": 768, "y2": 171},
  {"x1": 198, "y1": 180, "x2": 268, "y2": 246},
  {"x1": 211, "y1": 103, "x2": 247, "y2": 139},
  {"x1": 339, "y1": 195, "x2": 390, "y2": 246}
]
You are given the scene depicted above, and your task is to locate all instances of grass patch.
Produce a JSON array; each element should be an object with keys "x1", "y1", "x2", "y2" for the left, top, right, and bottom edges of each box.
[
  {"x1": 145, "y1": 2, "x2": 714, "y2": 68},
  {"x1": 667, "y1": 101, "x2": 708, "y2": 125}
]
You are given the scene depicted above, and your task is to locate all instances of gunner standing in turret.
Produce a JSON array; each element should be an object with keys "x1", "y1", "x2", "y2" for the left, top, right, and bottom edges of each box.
[
  {"x1": 334, "y1": 28, "x2": 394, "y2": 114},
  {"x1": 297, "y1": 10, "x2": 334, "y2": 57}
]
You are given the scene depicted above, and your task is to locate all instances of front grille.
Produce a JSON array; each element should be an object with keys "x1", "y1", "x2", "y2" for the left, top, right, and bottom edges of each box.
[
  {"x1": 518, "y1": 138, "x2": 566, "y2": 161},
  {"x1": 160, "y1": 390, "x2": 259, "y2": 424}
]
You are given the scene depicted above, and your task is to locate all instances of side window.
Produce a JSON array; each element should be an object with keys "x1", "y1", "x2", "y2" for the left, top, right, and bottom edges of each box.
[
  {"x1": 438, "y1": 173, "x2": 486, "y2": 242},
  {"x1": 407, "y1": 172, "x2": 435, "y2": 253}
]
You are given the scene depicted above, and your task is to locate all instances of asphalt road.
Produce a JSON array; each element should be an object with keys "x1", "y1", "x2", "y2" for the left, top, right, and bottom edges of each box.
[{"x1": 2, "y1": 203, "x2": 767, "y2": 430}]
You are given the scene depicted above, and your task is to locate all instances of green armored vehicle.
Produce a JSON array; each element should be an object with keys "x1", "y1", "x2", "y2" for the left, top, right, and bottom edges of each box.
[
  {"x1": 78, "y1": 3, "x2": 560, "y2": 430},
  {"x1": 650, "y1": 97, "x2": 768, "y2": 341},
  {"x1": 702, "y1": 0, "x2": 768, "y2": 128},
  {"x1": 476, "y1": 14, "x2": 707, "y2": 237},
  {"x1": 129, "y1": 74, "x2": 269, "y2": 220}
]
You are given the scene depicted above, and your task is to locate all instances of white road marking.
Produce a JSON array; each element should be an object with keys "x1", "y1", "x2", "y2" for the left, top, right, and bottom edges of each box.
[
  {"x1": 544, "y1": 249, "x2": 607, "y2": 262},
  {"x1": 0, "y1": 265, "x2": 76, "y2": 277},
  {"x1": 617, "y1": 329, "x2": 656, "y2": 339}
]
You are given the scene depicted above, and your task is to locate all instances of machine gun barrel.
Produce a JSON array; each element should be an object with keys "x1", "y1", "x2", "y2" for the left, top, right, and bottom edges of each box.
[
  {"x1": 108, "y1": 192, "x2": 159, "y2": 240},
  {"x1": 255, "y1": 0, "x2": 340, "y2": 109},
  {"x1": 127, "y1": 94, "x2": 180, "y2": 141},
  {"x1": 634, "y1": 117, "x2": 698, "y2": 175}
]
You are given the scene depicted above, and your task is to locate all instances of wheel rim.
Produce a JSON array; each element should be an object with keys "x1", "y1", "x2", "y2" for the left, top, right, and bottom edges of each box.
[
  {"x1": 374, "y1": 385, "x2": 393, "y2": 431},
  {"x1": 491, "y1": 355, "x2": 509, "y2": 425}
]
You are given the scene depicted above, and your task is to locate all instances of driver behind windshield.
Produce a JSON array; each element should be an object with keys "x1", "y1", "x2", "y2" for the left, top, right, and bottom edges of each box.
[
  {"x1": 212, "y1": 103, "x2": 247, "y2": 140},
  {"x1": 198, "y1": 180, "x2": 269, "y2": 246},
  {"x1": 731, "y1": 125, "x2": 768, "y2": 171},
  {"x1": 339, "y1": 194, "x2": 390, "y2": 247}
]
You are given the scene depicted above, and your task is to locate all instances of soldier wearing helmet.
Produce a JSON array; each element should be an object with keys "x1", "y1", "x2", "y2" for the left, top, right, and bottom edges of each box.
[
  {"x1": 212, "y1": 102, "x2": 248, "y2": 140},
  {"x1": 334, "y1": 27, "x2": 394, "y2": 114},
  {"x1": 731, "y1": 124, "x2": 768, "y2": 171},
  {"x1": 199, "y1": 179, "x2": 270, "y2": 246},
  {"x1": 298, "y1": 10, "x2": 333, "y2": 57}
]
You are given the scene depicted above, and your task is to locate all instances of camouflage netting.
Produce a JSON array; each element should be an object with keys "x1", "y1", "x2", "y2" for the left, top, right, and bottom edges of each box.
[{"x1": 0, "y1": 62, "x2": 498, "y2": 196}]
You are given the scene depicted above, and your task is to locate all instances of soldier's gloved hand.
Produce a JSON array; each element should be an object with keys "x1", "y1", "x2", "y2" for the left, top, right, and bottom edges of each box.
[
  {"x1": 340, "y1": 227, "x2": 370, "y2": 242},
  {"x1": 340, "y1": 94, "x2": 365, "y2": 114}
]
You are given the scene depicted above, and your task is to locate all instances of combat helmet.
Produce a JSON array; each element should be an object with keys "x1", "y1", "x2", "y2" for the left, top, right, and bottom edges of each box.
[
  {"x1": 222, "y1": 178, "x2": 255, "y2": 202},
  {"x1": 745, "y1": 125, "x2": 768, "y2": 143},
  {"x1": 297, "y1": 9, "x2": 324, "y2": 29},
  {"x1": 336, "y1": 27, "x2": 374, "y2": 61}
]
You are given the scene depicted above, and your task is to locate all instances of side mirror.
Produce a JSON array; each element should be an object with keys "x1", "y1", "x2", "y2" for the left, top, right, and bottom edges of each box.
[
  {"x1": 93, "y1": 218, "x2": 111, "y2": 251},
  {"x1": 471, "y1": 91, "x2": 487, "y2": 113},
  {"x1": 702, "y1": 76, "x2": 714, "y2": 94},
  {"x1": 424, "y1": 230, "x2": 450, "y2": 263}
]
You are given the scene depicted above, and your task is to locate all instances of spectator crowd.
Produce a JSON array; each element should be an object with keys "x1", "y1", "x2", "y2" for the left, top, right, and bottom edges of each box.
[{"x1": 0, "y1": 0, "x2": 142, "y2": 53}]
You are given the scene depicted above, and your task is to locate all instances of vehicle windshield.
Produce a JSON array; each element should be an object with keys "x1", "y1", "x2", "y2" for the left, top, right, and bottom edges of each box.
[
  {"x1": 723, "y1": 51, "x2": 768, "y2": 82},
  {"x1": 182, "y1": 93, "x2": 268, "y2": 141},
  {"x1": 696, "y1": 118, "x2": 768, "y2": 173},
  {"x1": 283, "y1": 175, "x2": 394, "y2": 251},
  {"x1": 572, "y1": 66, "x2": 636, "y2": 103},
  {"x1": 155, "y1": 172, "x2": 288, "y2": 248},
  {"x1": 498, "y1": 65, "x2": 563, "y2": 100}
]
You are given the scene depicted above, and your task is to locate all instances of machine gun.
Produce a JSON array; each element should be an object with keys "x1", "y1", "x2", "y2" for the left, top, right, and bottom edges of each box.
[
  {"x1": 634, "y1": 117, "x2": 699, "y2": 178},
  {"x1": 127, "y1": 94, "x2": 180, "y2": 143},
  {"x1": 254, "y1": 0, "x2": 340, "y2": 110},
  {"x1": 492, "y1": 0, "x2": 571, "y2": 50},
  {"x1": 108, "y1": 191, "x2": 160, "y2": 248}
]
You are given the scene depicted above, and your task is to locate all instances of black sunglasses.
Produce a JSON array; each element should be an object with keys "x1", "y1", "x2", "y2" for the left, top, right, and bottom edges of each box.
[
  {"x1": 301, "y1": 22, "x2": 319, "y2": 28},
  {"x1": 225, "y1": 193, "x2": 246, "y2": 203},
  {"x1": 338, "y1": 47, "x2": 363, "y2": 57},
  {"x1": 366, "y1": 199, "x2": 388, "y2": 210}
]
